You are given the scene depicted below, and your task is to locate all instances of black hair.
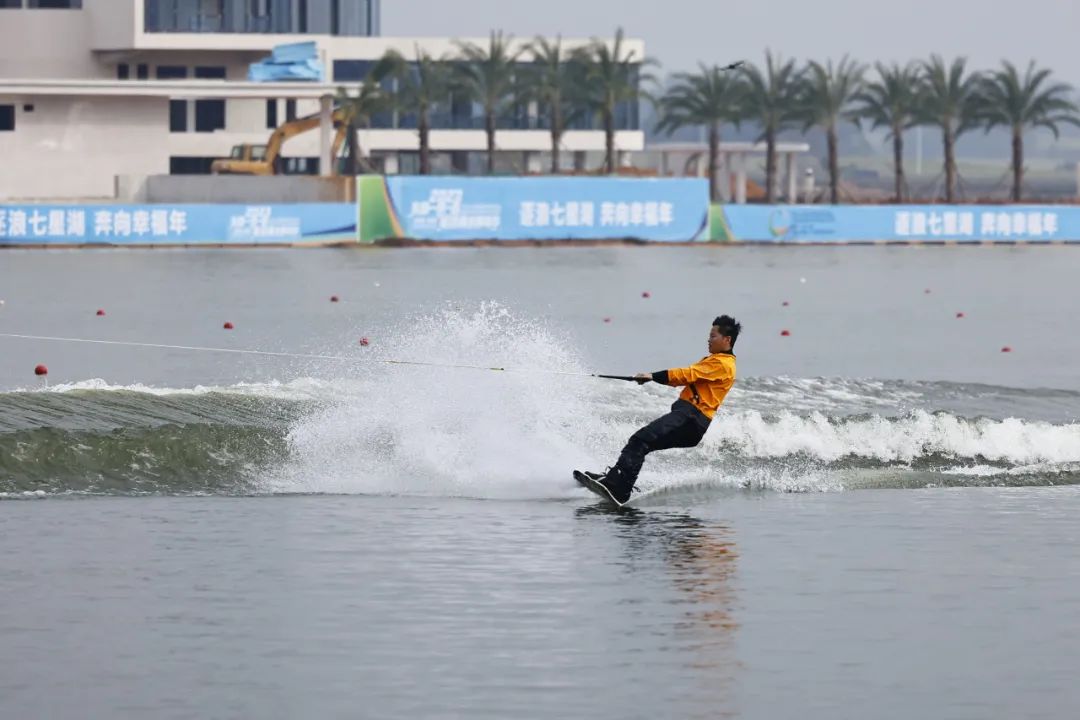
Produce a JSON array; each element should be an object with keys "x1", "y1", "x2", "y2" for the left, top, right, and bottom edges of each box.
[{"x1": 713, "y1": 315, "x2": 741, "y2": 348}]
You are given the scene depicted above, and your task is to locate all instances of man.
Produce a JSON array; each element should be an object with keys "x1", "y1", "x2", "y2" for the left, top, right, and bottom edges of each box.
[{"x1": 586, "y1": 315, "x2": 740, "y2": 505}]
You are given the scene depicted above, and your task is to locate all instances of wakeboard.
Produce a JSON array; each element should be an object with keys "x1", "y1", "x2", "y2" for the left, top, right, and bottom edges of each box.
[{"x1": 573, "y1": 470, "x2": 627, "y2": 509}]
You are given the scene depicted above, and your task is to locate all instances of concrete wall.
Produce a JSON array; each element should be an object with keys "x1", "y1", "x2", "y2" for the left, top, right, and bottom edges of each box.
[
  {"x1": 88, "y1": 0, "x2": 138, "y2": 51},
  {"x1": 0, "y1": 96, "x2": 169, "y2": 201},
  {"x1": 0, "y1": 8, "x2": 104, "y2": 79},
  {"x1": 140, "y1": 175, "x2": 354, "y2": 203}
]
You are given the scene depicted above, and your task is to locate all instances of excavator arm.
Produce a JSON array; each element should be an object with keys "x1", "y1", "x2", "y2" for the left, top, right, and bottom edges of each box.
[{"x1": 211, "y1": 107, "x2": 349, "y2": 175}]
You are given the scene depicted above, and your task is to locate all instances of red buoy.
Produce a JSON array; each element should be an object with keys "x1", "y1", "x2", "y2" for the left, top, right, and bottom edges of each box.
[
  {"x1": 34, "y1": 364, "x2": 48, "y2": 376},
  {"x1": 780, "y1": 329, "x2": 791, "y2": 337},
  {"x1": 223, "y1": 321, "x2": 234, "y2": 330},
  {"x1": 330, "y1": 295, "x2": 340, "y2": 303},
  {"x1": 924, "y1": 288, "x2": 932, "y2": 294},
  {"x1": 603, "y1": 317, "x2": 612, "y2": 323},
  {"x1": 1001, "y1": 346, "x2": 1012, "y2": 353},
  {"x1": 641, "y1": 291, "x2": 651, "y2": 299},
  {"x1": 956, "y1": 312, "x2": 965, "y2": 318},
  {"x1": 782, "y1": 301, "x2": 789, "y2": 307},
  {"x1": 359, "y1": 337, "x2": 370, "y2": 346},
  {"x1": 96, "y1": 309, "x2": 105, "y2": 316}
]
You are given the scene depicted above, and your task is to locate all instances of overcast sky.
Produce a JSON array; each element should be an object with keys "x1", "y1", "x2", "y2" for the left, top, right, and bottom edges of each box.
[{"x1": 384, "y1": 0, "x2": 1080, "y2": 86}]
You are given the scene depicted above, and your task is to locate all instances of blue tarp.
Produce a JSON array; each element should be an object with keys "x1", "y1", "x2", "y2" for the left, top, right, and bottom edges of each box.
[{"x1": 247, "y1": 41, "x2": 324, "y2": 82}]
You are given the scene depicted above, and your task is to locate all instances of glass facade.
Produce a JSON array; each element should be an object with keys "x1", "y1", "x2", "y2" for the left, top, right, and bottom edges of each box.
[
  {"x1": 145, "y1": 0, "x2": 379, "y2": 36},
  {"x1": 0, "y1": 1, "x2": 83, "y2": 6}
]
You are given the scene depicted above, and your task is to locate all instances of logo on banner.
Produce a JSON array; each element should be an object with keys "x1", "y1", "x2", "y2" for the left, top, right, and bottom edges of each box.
[
  {"x1": 408, "y1": 189, "x2": 501, "y2": 232},
  {"x1": 227, "y1": 206, "x2": 300, "y2": 240},
  {"x1": 769, "y1": 208, "x2": 792, "y2": 238}
]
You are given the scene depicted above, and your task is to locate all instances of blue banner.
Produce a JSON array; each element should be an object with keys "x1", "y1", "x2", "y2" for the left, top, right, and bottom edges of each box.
[
  {"x1": 715, "y1": 205, "x2": 1080, "y2": 243},
  {"x1": 0, "y1": 203, "x2": 356, "y2": 246},
  {"x1": 383, "y1": 177, "x2": 710, "y2": 242}
]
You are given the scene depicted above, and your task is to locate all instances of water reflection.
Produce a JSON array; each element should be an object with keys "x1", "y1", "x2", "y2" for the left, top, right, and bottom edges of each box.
[{"x1": 575, "y1": 505, "x2": 739, "y2": 712}]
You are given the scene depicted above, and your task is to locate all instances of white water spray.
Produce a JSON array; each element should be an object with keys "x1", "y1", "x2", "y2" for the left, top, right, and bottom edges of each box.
[{"x1": 271, "y1": 304, "x2": 621, "y2": 498}]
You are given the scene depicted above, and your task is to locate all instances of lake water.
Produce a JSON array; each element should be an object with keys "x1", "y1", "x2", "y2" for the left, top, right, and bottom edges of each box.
[{"x1": 1, "y1": 246, "x2": 1079, "y2": 718}]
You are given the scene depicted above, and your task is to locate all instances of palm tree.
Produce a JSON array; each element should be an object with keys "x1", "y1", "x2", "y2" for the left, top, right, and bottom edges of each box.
[
  {"x1": 455, "y1": 31, "x2": 521, "y2": 174},
  {"x1": 525, "y1": 35, "x2": 587, "y2": 173},
  {"x1": 392, "y1": 47, "x2": 454, "y2": 175},
  {"x1": 575, "y1": 27, "x2": 658, "y2": 173},
  {"x1": 656, "y1": 63, "x2": 745, "y2": 201},
  {"x1": 980, "y1": 60, "x2": 1080, "y2": 201},
  {"x1": 335, "y1": 53, "x2": 399, "y2": 175},
  {"x1": 798, "y1": 56, "x2": 865, "y2": 204},
  {"x1": 917, "y1": 55, "x2": 983, "y2": 202},
  {"x1": 739, "y1": 51, "x2": 804, "y2": 202},
  {"x1": 854, "y1": 62, "x2": 922, "y2": 202}
]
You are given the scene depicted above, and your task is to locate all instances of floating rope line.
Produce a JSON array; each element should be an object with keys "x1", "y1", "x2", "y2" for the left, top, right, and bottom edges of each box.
[{"x1": 0, "y1": 332, "x2": 638, "y2": 381}]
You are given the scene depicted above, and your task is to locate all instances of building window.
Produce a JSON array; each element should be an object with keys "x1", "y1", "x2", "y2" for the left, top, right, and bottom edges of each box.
[
  {"x1": 156, "y1": 65, "x2": 185, "y2": 80},
  {"x1": 194, "y1": 66, "x2": 226, "y2": 133},
  {"x1": 169, "y1": 101, "x2": 187, "y2": 132},
  {"x1": 333, "y1": 60, "x2": 373, "y2": 83},
  {"x1": 157, "y1": 66, "x2": 189, "y2": 133},
  {"x1": 117, "y1": 64, "x2": 130, "y2": 80},
  {"x1": 144, "y1": 0, "x2": 376, "y2": 35},
  {"x1": 196, "y1": 65, "x2": 225, "y2": 79},
  {"x1": 28, "y1": 0, "x2": 82, "y2": 6},
  {"x1": 285, "y1": 99, "x2": 297, "y2": 122},
  {"x1": 22, "y1": 104, "x2": 34, "y2": 112},
  {"x1": 137, "y1": 64, "x2": 149, "y2": 80},
  {"x1": 0, "y1": 0, "x2": 23, "y2": 8},
  {"x1": 169, "y1": 157, "x2": 216, "y2": 175},
  {"x1": 0, "y1": 105, "x2": 14, "y2": 131},
  {"x1": 266, "y1": 100, "x2": 278, "y2": 129},
  {"x1": 195, "y1": 101, "x2": 225, "y2": 132}
]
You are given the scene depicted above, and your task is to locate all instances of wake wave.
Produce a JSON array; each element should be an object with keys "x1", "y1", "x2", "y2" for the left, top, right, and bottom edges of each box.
[{"x1": 2, "y1": 305, "x2": 1079, "y2": 498}]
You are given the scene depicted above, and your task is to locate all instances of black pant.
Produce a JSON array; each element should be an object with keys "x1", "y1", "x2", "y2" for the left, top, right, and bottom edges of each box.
[{"x1": 612, "y1": 399, "x2": 710, "y2": 488}]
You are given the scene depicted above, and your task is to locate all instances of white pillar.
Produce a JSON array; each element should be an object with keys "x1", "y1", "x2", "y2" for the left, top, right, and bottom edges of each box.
[
  {"x1": 786, "y1": 152, "x2": 797, "y2": 204},
  {"x1": 803, "y1": 168, "x2": 816, "y2": 203},
  {"x1": 524, "y1": 151, "x2": 542, "y2": 174},
  {"x1": 383, "y1": 152, "x2": 399, "y2": 175},
  {"x1": 319, "y1": 94, "x2": 333, "y2": 177},
  {"x1": 735, "y1": 152, "x2": 747, "y2": 205},
  {"x1": 660, "y1": 150, "x2": 669, "y2": 177}
]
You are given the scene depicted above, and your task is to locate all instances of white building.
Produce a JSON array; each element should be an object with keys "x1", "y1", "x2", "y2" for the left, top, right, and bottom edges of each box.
[{"x1": 0, "y1": 1, "x2": 645, "y2": 200}]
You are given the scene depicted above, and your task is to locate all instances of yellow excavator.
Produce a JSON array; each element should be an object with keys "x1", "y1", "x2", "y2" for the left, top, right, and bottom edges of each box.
[{"x1": 211, "y1": 108, "x2": 351, "y2": 175}]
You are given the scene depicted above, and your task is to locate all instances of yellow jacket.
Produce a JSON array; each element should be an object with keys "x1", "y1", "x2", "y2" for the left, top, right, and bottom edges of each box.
[{"x1": 652, "y1": 353, "x2": 736, "y2": 420}]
